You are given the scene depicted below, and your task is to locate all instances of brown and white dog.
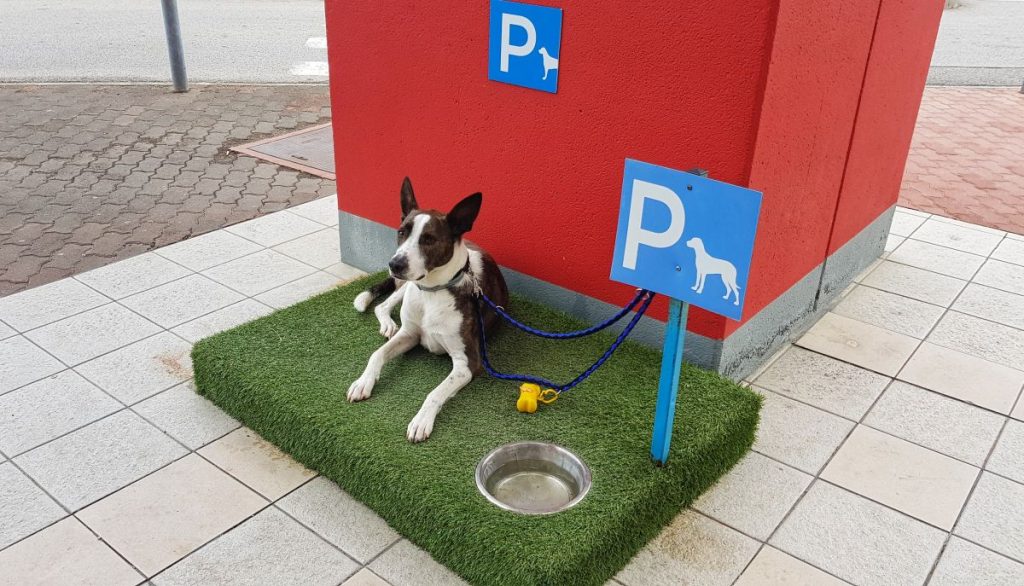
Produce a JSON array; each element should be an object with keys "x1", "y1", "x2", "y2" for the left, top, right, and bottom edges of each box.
[{"x1": 349, "y1": 178, "x2": 508, "y2": 442}]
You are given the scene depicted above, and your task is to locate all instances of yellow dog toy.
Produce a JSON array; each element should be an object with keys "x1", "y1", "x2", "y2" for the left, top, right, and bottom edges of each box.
[{"x1": 516, "y1": 383, "x2": 559, "y2": 413}]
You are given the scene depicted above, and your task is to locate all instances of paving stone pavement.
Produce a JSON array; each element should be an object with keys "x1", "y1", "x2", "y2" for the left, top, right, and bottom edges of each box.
[
  {"x1": 0, "y1": 84, "x2": 336, "y2": 296},
  {"x1": 898, "y1": 87, "x2": 1024, "y2": 235}
]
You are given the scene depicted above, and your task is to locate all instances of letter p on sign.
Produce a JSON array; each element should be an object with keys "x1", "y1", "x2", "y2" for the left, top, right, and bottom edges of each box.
[{"x1": 623, "y1": 180, "x2": 685, "y2": 270}]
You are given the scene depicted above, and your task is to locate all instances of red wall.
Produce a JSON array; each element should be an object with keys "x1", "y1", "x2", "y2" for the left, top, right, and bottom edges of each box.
[
  {"x1": 828, "y1": 0, "x2": 944, "y2": 254},
  {"x1": 326, "y1": 0, "x2": 940, "y2": 342},
  {"x1": 738, "y1": 0, "x2": 880, "y2": 337},
  {"x1": 326, "y1": 1, "x2": 774, "y2": 339}
]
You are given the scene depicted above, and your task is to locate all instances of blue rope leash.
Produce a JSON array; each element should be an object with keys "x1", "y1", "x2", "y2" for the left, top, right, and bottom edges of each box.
[
  {"x1": 477, "y1": 288, "x2": 650, "y2": 339},
  {"x1": 475, "y1": 289, "x2": 656, "y2": 393}
]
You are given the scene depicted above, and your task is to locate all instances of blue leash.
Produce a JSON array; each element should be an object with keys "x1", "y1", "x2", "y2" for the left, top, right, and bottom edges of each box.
[{"x1": 475, "y1": 289, "x2": 656, "y2": 393}]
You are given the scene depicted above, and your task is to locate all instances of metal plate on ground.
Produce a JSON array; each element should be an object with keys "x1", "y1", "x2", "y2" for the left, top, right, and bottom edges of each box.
[{"x1": 231, "y1": 122, "x2": 335, "y2": 179}]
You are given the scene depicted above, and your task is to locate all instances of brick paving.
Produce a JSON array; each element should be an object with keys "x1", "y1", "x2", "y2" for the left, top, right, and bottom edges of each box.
[
  {"x1": 0, "y1": 84, "x2": 336, "y2": 296},
  {"x1": 899, "y1": 87, "x2": 1024, "y2": 235}
]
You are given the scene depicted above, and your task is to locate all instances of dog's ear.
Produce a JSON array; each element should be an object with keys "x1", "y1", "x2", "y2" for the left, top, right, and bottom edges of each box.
[
  {"x1": 400, "y1": 177, "x2": 418, "y2": 220},
  {"x1": 447, "y1": 193, "x2": 482, "y2": 239}
]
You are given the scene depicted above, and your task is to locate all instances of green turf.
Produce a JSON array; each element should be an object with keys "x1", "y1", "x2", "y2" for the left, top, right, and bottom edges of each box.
[{"x1": 192, "y1": 274, "x2": 761, "y2": 586}]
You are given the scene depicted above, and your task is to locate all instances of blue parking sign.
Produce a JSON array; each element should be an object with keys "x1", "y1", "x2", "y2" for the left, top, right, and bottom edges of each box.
[
  {"x1": 610, "y1": 159, "x2": 762, "y2": 321},
  {"x1": 488, "y1": 0, "x2": 562, "y2": 93}
]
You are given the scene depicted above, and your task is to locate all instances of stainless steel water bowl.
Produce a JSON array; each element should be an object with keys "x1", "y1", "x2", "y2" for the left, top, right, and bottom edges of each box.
[{"x1": 475, "y1": 442, "x2": 592, "y2": 515}]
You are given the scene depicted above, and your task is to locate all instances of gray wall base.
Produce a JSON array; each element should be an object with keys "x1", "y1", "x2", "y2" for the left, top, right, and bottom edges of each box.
[{"x1": 338, "y1": 206, "x2": 892, "y2": 380}]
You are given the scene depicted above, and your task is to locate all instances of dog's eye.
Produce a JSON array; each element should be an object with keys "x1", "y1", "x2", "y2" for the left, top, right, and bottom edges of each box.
[
  {"x1": 397, "y1": 229, "x2": 406, "y2": 238},
  {"x1": 420, "y1": 235, "x2": 436, "y2": 245}
]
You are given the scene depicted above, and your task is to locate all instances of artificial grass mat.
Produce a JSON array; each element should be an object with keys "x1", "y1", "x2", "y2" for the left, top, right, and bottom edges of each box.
[{"x1": 192, "y1": 273, "x2": 761, "y2": 586}]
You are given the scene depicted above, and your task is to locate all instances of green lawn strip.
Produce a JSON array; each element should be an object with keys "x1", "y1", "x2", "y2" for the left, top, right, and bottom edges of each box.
[{"x1": 193, "y1": 273, "x2": 760, "y2": 586}]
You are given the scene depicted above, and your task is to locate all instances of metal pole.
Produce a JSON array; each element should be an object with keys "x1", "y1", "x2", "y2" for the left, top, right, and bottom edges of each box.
[
  {"x1": 650, "y1": 299, "x2": 687, "y2": 465},
  {"x1": 161, "y1": 0, "x2": 188, "y2": 92}
]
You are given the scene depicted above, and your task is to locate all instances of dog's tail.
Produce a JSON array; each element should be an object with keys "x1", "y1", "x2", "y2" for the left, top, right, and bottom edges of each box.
[{"x1": 353, "y1": 276, "x2": 397, "y2": 313}]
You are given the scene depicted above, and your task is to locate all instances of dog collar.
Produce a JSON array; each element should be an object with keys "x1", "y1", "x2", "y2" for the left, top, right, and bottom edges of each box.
[{"x1": 416, "y1": 262, "x2": 471, "y2": 293}]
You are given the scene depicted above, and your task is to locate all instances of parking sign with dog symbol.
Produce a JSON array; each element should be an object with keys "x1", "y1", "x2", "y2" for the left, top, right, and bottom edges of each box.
[
  {"x1": 610, "y1": 159, "x2": 762, "y2": 320},
  {"x1": 488, "y1": 0, "x2": 562, "y2": 93}
]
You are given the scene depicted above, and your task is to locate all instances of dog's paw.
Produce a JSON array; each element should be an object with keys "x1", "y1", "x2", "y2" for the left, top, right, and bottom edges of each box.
[
  {"x1": 406, "y1": 411, "x2": 435, "y2": 443},
  {"x1": 346, "y1": 377, "x2": 374, "y2": 402},
  {"x1": 378, "y1": 317, "x2": 399, "y2": 338},
  {"x1": 353, "y1": 291, "x2": 373, "y2": 313}
]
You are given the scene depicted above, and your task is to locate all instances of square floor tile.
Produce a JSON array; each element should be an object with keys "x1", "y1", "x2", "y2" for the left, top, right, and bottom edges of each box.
[
  {"x1": 226, "y1": 210, "x2": 323, "y2": 247},
  {"x1": 822, "y1": 426, "x2": 978, "y2": 529},
  {"x1": 884, "y1": 234, "x2": 905, "y2": 254},
  {"x1": 752, "y1": 388, "x2": 854, "y2": 474},
  {"x1": 152, "y1": 507, "x2": 357, "y2": 586},
  {"x1": 991, "y1": 238, "x2": 1024, "y2": 267},
  {"x1": 889, "y1": 211, "x2": 927, "y2": 237},
  {"x1": 121, "y1": 274, "x2": 244, "y2": 328},
  {"x1": 134, "y1": 382, "x2": 239, "y2": 450},
  {"x1": 272, "y1": 228, "x2": 341, "y2": 269},
  {"x1": 0, "y1": 370, "x2": 121, "y2": 456},
  {"x1": 369, "y1": 539, "x2": 467, "y2": 586},
  {"x1": 77, "y1": 454, "x2": 266, "y2": 577},
  {"x1": 254, "y1": 272, "x2": 343, "y2": 309},
  {"x1": 75, "y1": 253, "x2": 191, "y2": 300},
  {"x1": 198, "y1": 428, "x2": 314, "y2": 500},
  {"x1": 616, "y1": 510, "x2": 758, "y2": 586},
  {"x1": 0, "y1": 462, "x2": 65, "y2": 549},
  {"x1": 987, "y1": 419, "x2": 1024, "y2": 485},
  {"x1": 910, "y1": 219, "x2": 1003, "y2": 256},
  {"x1": 75, "y1": 332, "x2": 193, "y2": 405},
  {"x1": 755, "y1": 346, "x2": 890, "y2": 419},
  {"x1": 860, "y1": 260, "x2": 966, "y2": 307},
  {"x1": 797, "y1": 313, "x2": 919, "y2": 376},
  {"x1": 865, "y1": 381, "x2": 1004, "y2": 466},
  {"x1": 0, "y1": 278, "x2": 108, "y2": 332},
  {"x1": 928, "y1": 312, "x2": 1024, "y2": 371},
  {"x1": 288, "y1": 195, "x2": 339, "y2": 226},
  {"x1": 171, "y1": 299, "x2": 275, "y2": 343},
  {"x1": 278, "y1": 476, "x2": 399, "y2": 564},
  {"x1": 930, "y1": 536, "x2": 1024, "y2": 586},
  {"x1": 734, "y1": 546, "x2": 847, "y2": 586},
  {"x1": 931, "y1": 215, "x2": 1005, "y2": 237},
  {"x1": 25, "y1": 304, "x2": 161, "y2": 366},
  {"x1": 341, "y1": 568, "x2": 391, "y2": 586},
  {"x1": 324, "y1": 261, "x2": 366, "y2": 282},
  {"x1": 770, "y1": 481, "x2": 945, "y2": 586},
  {"x1": 888, "y1": 239, "x2": 985, "y2": 280},
  {"x1": 0, "y1": 336, "x2": 64, "y2": 396},
  {"x1": 888, "y1": 211, "x2": 929, "y2": 237},
  {"x1": 954, "y1": 284, "x2": 1024, "y2": 331},
  {"x1": 693, "y1": 452, "x2": 812, "y2": 540},
  {"x1": 203, "y1": 249, "x2": 316, "y2": 296},
  {"x1": 833, "y1": 286, "x2": 944, "y2": 338},
  {"x1": 0, "y1": 320, "x2": 15, "y2": 340},
  {"x1": 974, "y1": 259, "x2": 1024, "y2": 296},
  {"x1": 1014, "y1": 398, "x2": 1024, "y2": 422},
  {"x1": 898, "y1": 342, "x2": 1024, "y2": 414},
  {"x1": 956, "y1": 472, "x2": 1024, "y2": 562},
  {"x1": 0, "y1": 517, "x2": 143, "y2": 586},
  {"x1": 154, "y1": 229, "x2": 263, "y2": 272},
  {"x1": 15, "y1": 410, "x2": 186, "y2": 510}
]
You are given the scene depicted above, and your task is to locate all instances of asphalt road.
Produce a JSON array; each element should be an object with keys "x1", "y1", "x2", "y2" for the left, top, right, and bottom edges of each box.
[
  {"x1": 929, "y1": 0, "x2": 1024, "y2": 86},
  {"x1": 0, "y1": 0, "x2": 328, "y2": 83}
]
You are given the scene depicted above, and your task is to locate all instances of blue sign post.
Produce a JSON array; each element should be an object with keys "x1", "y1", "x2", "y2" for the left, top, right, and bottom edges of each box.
[
  {"x1": 488, "y1": 0, "x2": 563, "y2": 93},
  {"x1": 610, "y1": 159, "x2": 762, "y2": 465}
]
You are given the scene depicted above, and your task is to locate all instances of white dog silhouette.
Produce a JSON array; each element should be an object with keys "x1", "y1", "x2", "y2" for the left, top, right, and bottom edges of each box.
[
  {"x1": 538, "y1": 47, "x2": 558, "y2": 80},
  {"x1": 686, "y1": 237, "x2": 741, "y2": 306}
]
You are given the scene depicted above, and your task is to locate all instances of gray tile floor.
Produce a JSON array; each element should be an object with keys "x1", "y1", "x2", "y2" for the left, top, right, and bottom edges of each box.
[{"x1": 1, "y1": 204, "x2": 1023, "y2": 585}]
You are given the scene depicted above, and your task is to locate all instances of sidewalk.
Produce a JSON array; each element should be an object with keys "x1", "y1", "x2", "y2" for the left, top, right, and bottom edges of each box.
[
  {"x1": 1, "y1": 200, "x2": 1022, "y2": 585},
  {"x1": 898, "y1": 87, "x2": 1024, "y2": 234},
  {"x1": 0, "y1": 84, "x2": 335, "y2": 296}
]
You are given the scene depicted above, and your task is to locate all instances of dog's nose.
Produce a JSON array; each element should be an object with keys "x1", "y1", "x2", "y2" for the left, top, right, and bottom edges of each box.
[{"x1": 388, "y1": 256, "x2": 407, "y2": 276}]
